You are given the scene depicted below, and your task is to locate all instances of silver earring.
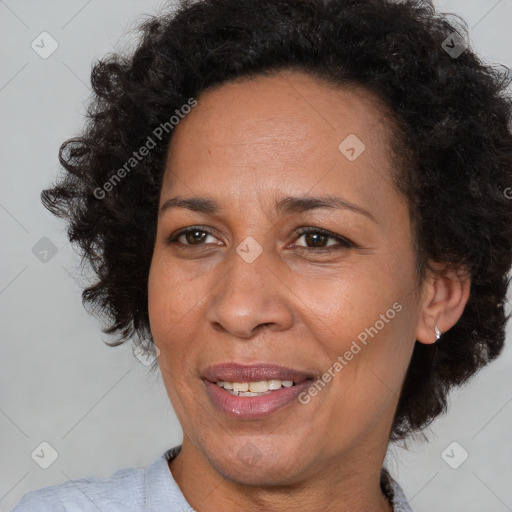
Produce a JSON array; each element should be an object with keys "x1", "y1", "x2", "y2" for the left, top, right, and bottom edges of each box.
[{"x1": 435, "y1": 325, "x2": 441, "y2": 340}]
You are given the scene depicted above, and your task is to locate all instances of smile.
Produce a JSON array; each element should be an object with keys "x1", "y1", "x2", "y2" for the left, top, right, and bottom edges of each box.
[
  {"x1": 204, "y1": 379, "x2": 313, "y2": 419},
  {"x1": 215, "y1": 379, "x2": 296, "y2": 396}
]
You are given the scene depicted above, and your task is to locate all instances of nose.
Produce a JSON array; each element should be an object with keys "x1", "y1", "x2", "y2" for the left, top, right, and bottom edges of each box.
[{"x1": 205, "y1": 247, "x2": 295, "y2": 339}]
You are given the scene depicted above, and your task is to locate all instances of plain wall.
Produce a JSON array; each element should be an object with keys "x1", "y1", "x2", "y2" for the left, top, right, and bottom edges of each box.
[{"x1": 1, "y1": 1, "x2": 511, "y2": 511}]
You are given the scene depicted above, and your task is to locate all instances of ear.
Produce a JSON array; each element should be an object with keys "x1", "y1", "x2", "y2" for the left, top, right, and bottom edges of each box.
[{"x1": 415, "y1": 265, "x2": 471, "y2": 344}]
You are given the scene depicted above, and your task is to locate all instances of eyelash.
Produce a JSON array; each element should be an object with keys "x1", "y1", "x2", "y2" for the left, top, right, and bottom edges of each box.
[{"x1": 166, "y1": 225, "x2": 355, "y2": 251}]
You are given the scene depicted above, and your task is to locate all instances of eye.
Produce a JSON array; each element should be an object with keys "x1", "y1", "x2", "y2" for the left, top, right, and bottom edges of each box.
[
  {"x1": 166, "y1": 226, "x2": 355, "y2": 251},
  {"x1": 167, "y1": 226, "x2": 220, "y2": 246},
  {"x1": 292, "y1": 227, "x2": 354, "y2": 250}
]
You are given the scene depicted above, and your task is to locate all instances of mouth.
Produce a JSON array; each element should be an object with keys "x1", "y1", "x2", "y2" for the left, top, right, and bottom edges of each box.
[
  {"x1": 214, "y1": 378, "x2": 299, "y2": 396},
  {"x1": 202, "y1": 362, "x2": 314, "y2": 384},
  {"x1": 202, "y1": 362, "x2": 315, "y2": 419}
]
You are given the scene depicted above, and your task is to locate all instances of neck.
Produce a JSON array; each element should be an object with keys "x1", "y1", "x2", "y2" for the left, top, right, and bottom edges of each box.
[{"x1": 168, "y1": 438, "x2": 393, "y2": 512}]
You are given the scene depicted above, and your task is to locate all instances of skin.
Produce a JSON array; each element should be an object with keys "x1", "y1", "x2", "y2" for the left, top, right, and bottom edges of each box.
[{"x1": 147, "y1": 69, "x2": 470, "y2": 512}]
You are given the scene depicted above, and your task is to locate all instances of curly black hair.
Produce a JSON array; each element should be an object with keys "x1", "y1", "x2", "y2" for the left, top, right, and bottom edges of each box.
[{"x1": 42, "y1": 0, "x2": 512, "y2": 441}]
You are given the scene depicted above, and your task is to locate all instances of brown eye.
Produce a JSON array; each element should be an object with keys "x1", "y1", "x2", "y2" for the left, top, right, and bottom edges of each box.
[
  {"x1": 294, "y1": 227, "x2": 354, "y2": 250},
  {"x1": 168, "y1": 227, "x2": 219, "y2": 246}
]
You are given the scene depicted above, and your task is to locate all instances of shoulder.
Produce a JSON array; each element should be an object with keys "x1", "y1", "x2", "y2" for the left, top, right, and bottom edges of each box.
[
  {"x1": 11, "y1": 465, "x2": 146, "y2": 512},
  {"x1": 381, "y1": 467, "x2": 413, "y2": 512}
]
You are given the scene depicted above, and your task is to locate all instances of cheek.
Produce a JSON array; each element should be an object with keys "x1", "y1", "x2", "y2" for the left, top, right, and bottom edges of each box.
[
  {"x1": 290, "y1": 261, "x2": 403, "y2": 337},
  {"x1": 147, "y1": 255, "x2": 196, "y2": 348},
  {"x1": 295, "y1": 257, "x2": 417, "y2": 389},
  {"x1": 147, "y1": 258, "x2": 198, "y2": 414},
  {"x1": 147, "y1": 260, "x2": 169, "y2": 340}
]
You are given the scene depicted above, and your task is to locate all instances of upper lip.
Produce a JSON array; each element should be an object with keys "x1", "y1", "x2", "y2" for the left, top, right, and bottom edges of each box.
[{"x1": 202, "y1": 363, "x2": 314, "y2": 384}]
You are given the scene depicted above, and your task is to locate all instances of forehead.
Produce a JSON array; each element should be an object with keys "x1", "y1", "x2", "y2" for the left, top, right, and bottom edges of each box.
[{"x1": 162, "y1": 70, "x2": 400, "y2": 215}]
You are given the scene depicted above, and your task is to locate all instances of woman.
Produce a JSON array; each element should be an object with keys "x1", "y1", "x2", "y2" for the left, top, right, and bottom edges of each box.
[{"x1": 13, "y1": 0, "x2": 512, "y2": 510}]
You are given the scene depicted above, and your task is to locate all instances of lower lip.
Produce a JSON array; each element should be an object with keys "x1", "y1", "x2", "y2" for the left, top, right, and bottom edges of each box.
[{"x1": 204, "y1": 379, "x2": 312, "y2": 419}]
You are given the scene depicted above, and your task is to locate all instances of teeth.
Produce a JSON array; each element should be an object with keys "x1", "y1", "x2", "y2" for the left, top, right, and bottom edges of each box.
[
  {"x1": 248, "y1": 380, "x2": 268, "y2": 393},
  {"x1": 267, "y1": 379, "x2": 282, "y2": 390},
  {"x1": 232, "y1": 382, "x2": 249, "y2": 392},
  {"x1": 215, "y1": 379, "x2": 296, "y2": 395}
]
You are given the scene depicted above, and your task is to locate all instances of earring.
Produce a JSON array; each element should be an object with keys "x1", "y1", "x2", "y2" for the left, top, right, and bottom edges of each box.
[{"x1": 435, "y1": 325, "x2": 441, "y2": 340}]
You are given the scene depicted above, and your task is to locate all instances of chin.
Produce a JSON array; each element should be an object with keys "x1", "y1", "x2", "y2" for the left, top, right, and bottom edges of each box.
[{"x1": 205, "y1": 437, "x2": 310, "y2": 486}]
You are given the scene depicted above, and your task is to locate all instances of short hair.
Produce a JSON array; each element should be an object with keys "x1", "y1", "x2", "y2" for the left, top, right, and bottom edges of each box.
[{"x1": 42, "y1": 0, "x2": 512, "y2": 441}]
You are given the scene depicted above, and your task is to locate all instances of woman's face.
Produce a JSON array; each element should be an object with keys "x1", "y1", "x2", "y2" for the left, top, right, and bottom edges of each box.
[{"x1": 148, "y1": 70, "x2": 423, "y2": 485}]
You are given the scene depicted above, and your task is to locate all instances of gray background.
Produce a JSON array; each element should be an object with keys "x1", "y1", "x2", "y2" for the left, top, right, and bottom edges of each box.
[{"x1": 1, "y1": 1, "x2": 511, "y2": 511}]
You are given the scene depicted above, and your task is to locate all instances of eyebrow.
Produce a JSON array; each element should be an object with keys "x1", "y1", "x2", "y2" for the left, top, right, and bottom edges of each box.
[{"x1": 159, "y1": 194, "x2": 376, "y2": 222}]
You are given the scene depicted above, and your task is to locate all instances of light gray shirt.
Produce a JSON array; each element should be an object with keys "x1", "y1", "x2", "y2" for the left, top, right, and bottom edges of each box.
[{"x1": 12, "y1": 445, "x2": 413, "y2": 511}]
